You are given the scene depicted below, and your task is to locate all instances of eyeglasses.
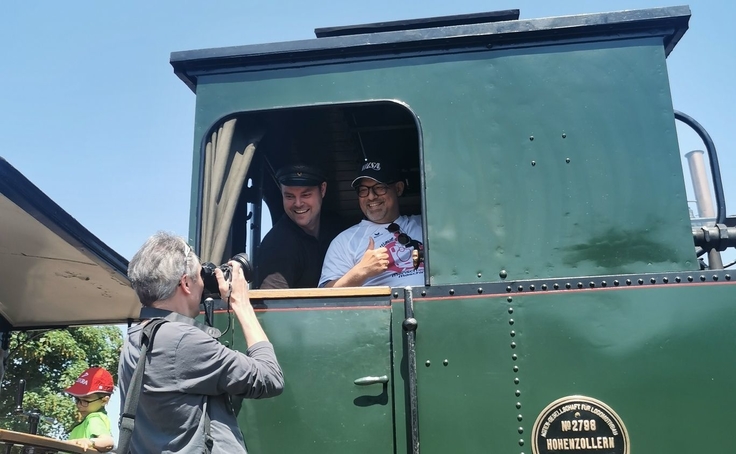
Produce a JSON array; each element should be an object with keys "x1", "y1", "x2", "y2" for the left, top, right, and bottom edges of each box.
[
  {"x1": 355, "y1": 184, "x2": 392, "y2": 198},
  {"x1": 182, "y1": 242, "x2": 192, "y2": 264},
  {"x1": 387, "y1": 223, "x2": 423, "y2": 249},
  {"x1": 179, "y1": 242, "x2": 192, "y2": 286},
  {"x1": 74, "y1": 396, "x2": 103, "y2": 407},
  {"x1": 387, "y1": 223, "x2": 425, "y2": 270}
]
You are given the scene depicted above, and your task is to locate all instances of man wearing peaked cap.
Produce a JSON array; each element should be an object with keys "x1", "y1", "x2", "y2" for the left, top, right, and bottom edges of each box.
[
  {"x1": 64, "y1": 367, "x2": 115, "y2": 452},
  {"x1": 319, "y1": 159, "x2": 424, "y2": 288},
  {"x1": 256, "y1": 164, "x2": 340, "y2": 288}
]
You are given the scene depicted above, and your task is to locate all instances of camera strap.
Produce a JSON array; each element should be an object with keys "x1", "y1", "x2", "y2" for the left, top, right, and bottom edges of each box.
[
  {"x1": 118, "y1": 309, "x2": 220, "y2": 453},
  {"x1": 117, "y1": 318, "x2": 168, "y2": 454}
]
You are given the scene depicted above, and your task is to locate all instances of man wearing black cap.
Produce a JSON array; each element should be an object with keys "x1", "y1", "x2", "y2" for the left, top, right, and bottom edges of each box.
[
  {"x1": 256, "y1": 164, "x2": 338, "y2": 288},
  {"x1": 319, "y1": 160, "x2": 424, "y2": 288}
]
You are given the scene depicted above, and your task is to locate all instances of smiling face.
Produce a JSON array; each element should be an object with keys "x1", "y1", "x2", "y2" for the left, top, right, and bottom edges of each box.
[
  {"x1": 356, "y1": 178, "x2": 404, "y2": 224},
  {"x1": 281, "y1": 183, "x2": 327, "y2": 237}
]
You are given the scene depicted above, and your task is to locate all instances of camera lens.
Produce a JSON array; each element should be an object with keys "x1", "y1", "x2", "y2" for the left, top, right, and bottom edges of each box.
[
  {"x1": 230, "y1": 253, "x2": 253, "y2": 282},
  {"x1": 199, "y1": 254, "x2": 253, "y2": 297}
]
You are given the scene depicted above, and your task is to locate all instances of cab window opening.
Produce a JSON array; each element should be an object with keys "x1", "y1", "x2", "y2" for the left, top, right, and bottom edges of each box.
[{"x1": 197, "y1": 101, "x2": 425, "y2": 291}]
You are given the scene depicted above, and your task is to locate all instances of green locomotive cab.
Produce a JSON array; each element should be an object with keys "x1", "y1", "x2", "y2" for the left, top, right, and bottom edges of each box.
[{"x1": 164, "y1": 5, "x2": 736, "y2": 453}]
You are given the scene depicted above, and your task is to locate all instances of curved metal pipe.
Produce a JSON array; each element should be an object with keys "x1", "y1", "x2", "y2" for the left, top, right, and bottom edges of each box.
[{"x1": 674, "y1": 110, "x2": 726, "y2": 224}]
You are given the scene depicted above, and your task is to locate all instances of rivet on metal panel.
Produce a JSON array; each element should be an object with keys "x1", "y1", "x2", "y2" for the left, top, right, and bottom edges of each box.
[
  {"x1": 507, "y1": 296, "x2": 513, "y2": 303},
  {"x1": 507, "y1": 286, "x2": 512, "y2": 292},
  {"x1": 528, "y1": 285, "x2": 534, "y2": 291},
  {"x1": 510, "y1": 331, "x2": 516, "y2": 337},
  {"x1": 449, "y1": 288, "x2": 455, "y2": 295},
  {"x1": 626, "y1": 279, "x2": 632, "y2": 285},
  {"x1": 687, "y1": 276, "x2": 694, "y2": 282},
  {"x1": 663, "y1": 277, "x2": 669, "y2": 283},
  {"x1": 713, "y1": 275, "x2": 719, "y2": 281},
  {"x1": 393, "y1": 292, "x2": 398, "y2": 298},
  {"x1": 516, "y1": 402, "x2": 522, "y2": 409},
  {"x1": 509, "y1": 319, "x2": 515, "y2": 325},
  {"x1": 516, "y1": 391, "x2": 521, "y2": 397},
  {"x1": 514, "y1": 378, "x2": 520, "y2": 384},
  {"x1": 509, "y1": 308, "x2": 514, "y2": 314},
  {"x1": 541, "y1": 284, "x2": 548, "y2": 290},
  {"x1": 500, "y1": 270, "x2": 508, "y2": 279},
  {"x1": 638, "y1": 279, "x2": 644, "y2": 285},
  {"x1": 478, "y1": 287, "x2": 483, "y2": 294},
  {"x1": 553, "y1": 283, "x2": 559, "y2": 290},
  {"x1": 566, "y1": 157, "x2": 571, "y2": 163},
  {"x1": 477, "y1": 272, "x2": 482, "y2": 278},
  {"x1": 513, "y1": 366, "x2": 519, "y2": 372},
  {"x1": 577, "y1": 282, "x2": 583, "y2": 289},
  {"x1": 425, "y1": 360, "x2": 431, "y2": 367},
  {"x1": 650, "y1": 278, "x2": 656, "y2": 284},
  {"x1": 565, "y1": 283, "x2": 571, "y2": 289},
  {"x1": 726, "y1": 274, "x2": 731, "y2": 281},
  {"x1": 512, "y1": 354, "x2": 518, "y2": 360},
  {"x1": 518, "y1": 427, "x2": 524, "y2": 434},
  {"x1": 443, "y1": 359, "x2": 448, "y2": 366},
  {"x1": 529, "y1": 136, "x2": 534, "y2": 141},
  {"x1": 519, "y1": 439, "x2": 525, "y2": 446},
  {"x1": 562, "y1": 133, "x2": 567, "y2": 138},
  {"x1": 511, "y1": 342, "x2": 517, "y2": 349},
  {"x1": 517, "y1": 413, "x2": 523, "y2": 420},
  {"x1": 402, "y1": 318, "x2": 418, "y2": 331},
  {"x1": 531, "y1": 161, "x2": 536, "y2": 166},
  {"x1": 589, "y1": 281, "x2": 595, "y2": 288},
  {"x1": 676, "y1": 276, "x2": 682, "y2": 282},
  {"x1": 421, "y1": 290, "x2": 426, "y2": 296},
  {"x1": 518, "y1": 285, "x2": 524, "y2": 292},
  {"x1": 601, "y1": 281, "x2": 607, "y2": 287},
  {"x1": 700, "y1": 275, "x2": 706, "y2": 282}
]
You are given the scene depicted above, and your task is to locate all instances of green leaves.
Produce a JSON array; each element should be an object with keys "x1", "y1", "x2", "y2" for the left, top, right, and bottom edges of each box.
[{"x1": 0, "y1": 326, "x2": 123, "y2": 439}]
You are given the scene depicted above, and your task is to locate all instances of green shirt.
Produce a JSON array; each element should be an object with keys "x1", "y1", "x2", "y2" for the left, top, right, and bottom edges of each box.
[{"x1": 68, "y1": 410, "x2": 111, "y2": 440}]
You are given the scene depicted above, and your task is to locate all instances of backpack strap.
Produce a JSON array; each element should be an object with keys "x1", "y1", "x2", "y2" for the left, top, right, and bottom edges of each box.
[{"x1": 117, "y1": 318, "x2": 168, "y2": 454}]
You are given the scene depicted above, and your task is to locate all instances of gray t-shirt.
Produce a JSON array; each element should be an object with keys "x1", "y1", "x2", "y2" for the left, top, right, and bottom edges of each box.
[{"x1": 118, "y1": 313, "x2": 283, "y2": 454}]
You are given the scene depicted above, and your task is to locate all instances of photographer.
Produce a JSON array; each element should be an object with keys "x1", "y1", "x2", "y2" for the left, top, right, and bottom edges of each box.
[{"x1": 119, "y1": 232, "x2": 283, "y2": 453}]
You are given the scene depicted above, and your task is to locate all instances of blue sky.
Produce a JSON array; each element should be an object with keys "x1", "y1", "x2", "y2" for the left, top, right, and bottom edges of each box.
[{"x1": 1, "y1": 0, "x2": 734, "y2": 440}]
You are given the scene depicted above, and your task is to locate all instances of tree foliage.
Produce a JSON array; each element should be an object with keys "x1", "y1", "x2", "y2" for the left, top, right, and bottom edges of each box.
[{"x1": 0, "y1": 326, "x2": 122, "y2": 439}]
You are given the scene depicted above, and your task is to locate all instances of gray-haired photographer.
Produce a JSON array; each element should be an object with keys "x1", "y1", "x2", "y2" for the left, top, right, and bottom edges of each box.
[{"x1": 118, "y1": 231, "x2": 283, "y2": 453}]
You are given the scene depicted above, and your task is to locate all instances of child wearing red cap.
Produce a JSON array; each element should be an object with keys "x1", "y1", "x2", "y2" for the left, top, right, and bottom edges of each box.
[{"x1": 64, "y1": 367, "x2": 115, "y2": 452}]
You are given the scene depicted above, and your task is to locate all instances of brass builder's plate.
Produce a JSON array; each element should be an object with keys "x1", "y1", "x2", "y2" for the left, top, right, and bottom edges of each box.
[{"x1": 531, "y1": 395, "x2": 629, "y2": 454}]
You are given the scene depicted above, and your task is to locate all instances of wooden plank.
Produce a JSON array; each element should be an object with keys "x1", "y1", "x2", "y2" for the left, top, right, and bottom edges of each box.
[
  {"x1": 249, "y1": 286, "x2": 392, "y2": 300},
  {"x1": 0, "y1": 429, "x2": 86, "y2": 453}
]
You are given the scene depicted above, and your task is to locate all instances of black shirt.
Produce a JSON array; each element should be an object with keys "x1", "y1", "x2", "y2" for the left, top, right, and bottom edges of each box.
[{"x1": 256, "y1": 215, "x2": 338, "y2": 289}]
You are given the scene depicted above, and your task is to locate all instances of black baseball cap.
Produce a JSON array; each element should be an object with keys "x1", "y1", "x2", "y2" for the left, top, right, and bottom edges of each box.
[
  {"x1": 276, "y1": 164, "x2": 327, "y2": 186},
  {"x1": 351, "y1": 161, "x2": 402, "y2": 187}
]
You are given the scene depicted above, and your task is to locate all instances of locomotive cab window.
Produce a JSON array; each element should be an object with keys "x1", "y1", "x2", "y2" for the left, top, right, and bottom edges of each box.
[{"x1": 195, "y1": 101, "x2": 426, "y2": 292}]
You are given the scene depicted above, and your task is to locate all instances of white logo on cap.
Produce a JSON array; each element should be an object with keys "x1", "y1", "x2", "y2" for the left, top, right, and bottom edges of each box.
[{"x1": 362, "y1": 162, "x2": 381, "y2": 171}]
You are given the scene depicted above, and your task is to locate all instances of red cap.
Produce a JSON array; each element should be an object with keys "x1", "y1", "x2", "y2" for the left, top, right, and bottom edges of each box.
[{"x1": 65, "y1": 367, "x2": 114, "y2": 397}]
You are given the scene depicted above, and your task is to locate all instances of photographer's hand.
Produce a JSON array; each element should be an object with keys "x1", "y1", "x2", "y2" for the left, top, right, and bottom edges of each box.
[{"x1": 215, "y1": 262, "x2": 269, "y2": 347}]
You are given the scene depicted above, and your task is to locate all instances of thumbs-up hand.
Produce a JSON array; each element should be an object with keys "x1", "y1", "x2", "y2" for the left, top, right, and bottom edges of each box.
[{"x1": 357, "y1": 237, "x2": 390, "y2": 278}]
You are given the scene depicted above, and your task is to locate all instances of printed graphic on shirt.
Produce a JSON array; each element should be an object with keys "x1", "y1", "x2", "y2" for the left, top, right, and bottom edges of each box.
[{"x1": 380, "y1": 234, "x2": 423, "y2": 276}]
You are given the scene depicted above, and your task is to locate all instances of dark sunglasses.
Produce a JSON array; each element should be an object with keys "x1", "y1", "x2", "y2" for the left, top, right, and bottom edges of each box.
[
  {"x1": 74, "y1": 396, "x2": 104, "y2": 406},
  {"x1": 387, "y1": 223, "x2": 424, "y2": 270}
]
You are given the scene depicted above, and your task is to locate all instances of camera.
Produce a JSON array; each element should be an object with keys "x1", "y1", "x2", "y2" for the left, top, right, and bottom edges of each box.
[{"x1": 200, "y1": 252, "x2": 253, "y2": 296}]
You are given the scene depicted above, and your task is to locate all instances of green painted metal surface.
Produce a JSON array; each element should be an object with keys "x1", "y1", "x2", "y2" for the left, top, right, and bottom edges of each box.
[
  {"x1": 413, "y1": 296, "x2": 517, "y2": 452},
  {"x1": 188, "y1": 38, "x2": 695, "y2": 286},
  {"x1": 214, "y1": 303, "x2": 395, "y2": 453},
  {"x1": 515, "y1": 283, "x2": 736, "y2": 452}
]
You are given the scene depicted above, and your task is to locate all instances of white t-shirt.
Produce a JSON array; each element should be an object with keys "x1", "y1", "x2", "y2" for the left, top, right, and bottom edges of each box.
[{"x1": 319, "y1": 215, "x2": 425, "y2": 287}]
